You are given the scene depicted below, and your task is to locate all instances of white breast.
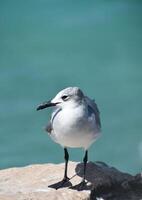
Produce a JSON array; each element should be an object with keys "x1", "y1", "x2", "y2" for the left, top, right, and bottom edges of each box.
[{"x1": 50, "y1": 105, "x2": 100, "y2": 149}]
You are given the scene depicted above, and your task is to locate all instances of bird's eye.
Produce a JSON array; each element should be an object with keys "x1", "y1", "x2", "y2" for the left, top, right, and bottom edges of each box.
[{"x1": 61, "y1": 95, "x2": 68, "y2": 101}]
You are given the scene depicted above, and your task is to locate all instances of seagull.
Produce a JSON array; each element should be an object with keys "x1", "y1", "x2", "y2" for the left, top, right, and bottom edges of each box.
[{"x1": 36, "y1": 87, "x2": 101, "y2": 188}]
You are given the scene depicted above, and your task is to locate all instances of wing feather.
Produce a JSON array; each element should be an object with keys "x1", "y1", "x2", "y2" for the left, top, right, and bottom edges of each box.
[{"x1": 85, "y1": 96, "x2": 101, "y2": 129}]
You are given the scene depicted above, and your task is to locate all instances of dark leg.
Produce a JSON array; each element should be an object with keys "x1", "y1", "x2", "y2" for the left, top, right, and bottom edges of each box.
[
  {"x1": 82, "y1": 150, "x2": 88, "y2": 182},
  {"x1": 48, "y1": 147, "x2": 71, "y2": 189},
  {"x1": 69, "y1": 150, "x2": 88, "y2": 190},
  {"x1": 63, "y1": 147, "x2": 69, "y2": 181}
]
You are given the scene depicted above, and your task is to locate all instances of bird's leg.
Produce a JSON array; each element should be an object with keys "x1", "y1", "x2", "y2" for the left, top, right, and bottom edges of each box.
[
  {"x1": 82, "y1": 150, "x2": 88, "y2": 184},
  {"x1": 75, "y1": 150, "x2": 88, "y2": 189},
  {"x1": 69, "y1": 150, "x2": 88, "y2": 190},
  {"x1": 56, "y1": 148, "x2": 70, "y2": 189},
  {"x1": 49, "y1": 148, "x2": 71, "y2": 190},
  {"x1": 62, "y1": 147, "x2": 70, "y2": 182}
]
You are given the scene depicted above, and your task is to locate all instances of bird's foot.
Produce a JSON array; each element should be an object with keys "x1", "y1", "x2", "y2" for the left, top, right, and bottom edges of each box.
[
  {"x1": 48, "y1": 176, "x2": 71, "y2": 190},
  {"x1": 60, "y1": 177, "x2": 70, "y2": 187},
  {"x1": 70, "y1": 179, "x2": 87, "y2": 191},
  {"x1": 56, "y1": 176, "x2": 71, "y2": 189}
]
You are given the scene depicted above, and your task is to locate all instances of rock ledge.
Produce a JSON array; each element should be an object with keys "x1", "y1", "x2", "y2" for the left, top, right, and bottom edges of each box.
[{"x1": 0, "y1": 161, "x2": 141, "y2": 200}]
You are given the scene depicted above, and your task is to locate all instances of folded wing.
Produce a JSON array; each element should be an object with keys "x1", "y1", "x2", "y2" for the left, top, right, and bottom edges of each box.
[{"x1": 85, "y1": 96, "x2": 101, "y2": 129}]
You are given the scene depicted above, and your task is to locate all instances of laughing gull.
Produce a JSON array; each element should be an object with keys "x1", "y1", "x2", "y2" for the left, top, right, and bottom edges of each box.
[{"x1": 37, "y1": 87, "x2": 101, "y2": 188}]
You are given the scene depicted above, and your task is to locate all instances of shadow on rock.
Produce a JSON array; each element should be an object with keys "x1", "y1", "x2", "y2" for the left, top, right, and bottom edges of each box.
[
  {"x1": 48, "y1": 179, "x2": 72, "y2": 190},
  {"x1": 74, "y1": 161, "x2": 142, "y2": 200},
  {"x1": 73, "y1": 161, "x2": 110, "y2": 189},
  {"x1": 48, "y1": 161, "x2": 142, "y2": 199},
  {"x1": 69, "y1": 161, "x2": 104, "y2": 191}
]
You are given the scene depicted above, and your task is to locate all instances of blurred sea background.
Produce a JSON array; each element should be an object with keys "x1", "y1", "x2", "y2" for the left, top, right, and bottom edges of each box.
[{"x1": 0, "y1": 0, "x2": 142, "y2": 174}]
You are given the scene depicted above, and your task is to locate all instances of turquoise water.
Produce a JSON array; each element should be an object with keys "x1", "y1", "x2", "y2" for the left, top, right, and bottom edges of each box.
[{"x1": 0, "y1": 0, "x2": 142, "y2": 174}]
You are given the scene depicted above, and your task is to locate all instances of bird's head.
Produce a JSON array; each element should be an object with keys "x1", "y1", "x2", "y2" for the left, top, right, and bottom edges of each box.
[{"x1": 36, "y1": 87, "x2": 84, "y2": 111}]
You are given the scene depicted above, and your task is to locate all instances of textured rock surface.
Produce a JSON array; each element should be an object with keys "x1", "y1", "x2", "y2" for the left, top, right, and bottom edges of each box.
[
  {"x1": 0, "y1": 162, "x2": 90, "y2": 200},
  {"x1": 0, "y1": 161, "x2": 142, "y2": 200}
]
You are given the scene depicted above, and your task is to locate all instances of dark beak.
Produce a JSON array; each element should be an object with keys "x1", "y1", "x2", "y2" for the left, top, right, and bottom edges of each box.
[{"x1": 36, "y1": 100, "x2": 57, "y2": 111}]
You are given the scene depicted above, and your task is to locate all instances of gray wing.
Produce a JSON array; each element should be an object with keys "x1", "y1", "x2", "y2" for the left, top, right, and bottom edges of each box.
[
  {"x1": 45, "y1": 121, "x2": 52, "y2": 134},
  {"x1": 85, "y1": 96, "x2": 101, "y2": 129}
]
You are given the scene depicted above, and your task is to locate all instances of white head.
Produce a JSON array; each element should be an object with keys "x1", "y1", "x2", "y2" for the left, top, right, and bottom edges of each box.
[{"x1": 36, "y1": 87, "x2": 84, "y2": 110}]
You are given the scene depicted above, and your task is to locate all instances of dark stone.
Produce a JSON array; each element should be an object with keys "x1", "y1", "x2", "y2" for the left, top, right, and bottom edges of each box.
[{"x1": 75, "y1": 162, "x2": 142, "y2": 200}]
